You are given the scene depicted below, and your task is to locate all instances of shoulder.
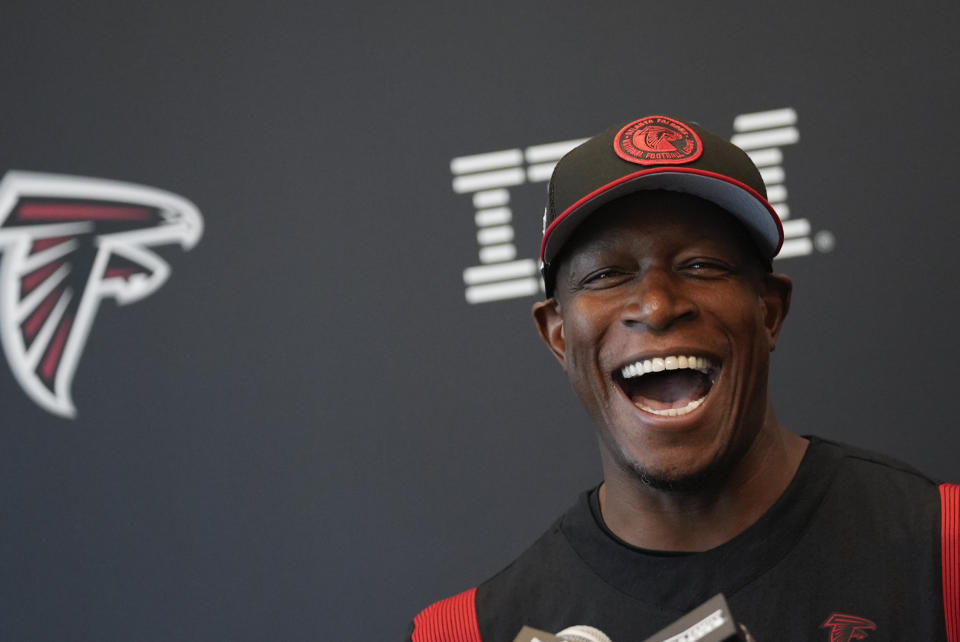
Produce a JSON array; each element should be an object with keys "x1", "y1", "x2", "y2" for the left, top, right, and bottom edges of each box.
[
  {"x1": 409, "y1": 519, "x2": 575, "y2": 642},
  {"x1": 811, "y1": 436, "x2": 942, "y2": 489},
  {"x1": 806, "y1": 437, "x2": 949, "y2": 547},
  {"x1": 409, "y1": 493, "x2": 594, "y2": 642},
  {"x1": 409, "y1": 588, "x2": 482, "y2": 642}
]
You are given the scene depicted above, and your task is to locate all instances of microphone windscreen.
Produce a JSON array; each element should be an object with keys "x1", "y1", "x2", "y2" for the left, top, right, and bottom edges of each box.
[
  {"x1": 512, "y1": 625, "x2": 616, "y2": 642},
  {"x1": 556, "y1": 624, "x2": 614, "y2": 642}
]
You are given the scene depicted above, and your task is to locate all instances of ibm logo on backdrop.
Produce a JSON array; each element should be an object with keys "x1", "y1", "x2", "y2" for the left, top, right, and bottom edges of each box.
[{"x1": 450, "y1": 108, "x2": 834, "y2": 305}]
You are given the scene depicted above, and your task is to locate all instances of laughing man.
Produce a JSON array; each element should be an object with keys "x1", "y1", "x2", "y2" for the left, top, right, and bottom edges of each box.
[{"x1": 409, "y1": 115, "x2": 959, "y2": 641}]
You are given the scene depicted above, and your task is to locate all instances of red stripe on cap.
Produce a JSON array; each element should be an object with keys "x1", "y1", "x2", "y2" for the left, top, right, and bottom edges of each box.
[
  {"x1": 17, "y1": 202, "x2": 153, "y2": 222},
  {"x1": 540, "y1": 167, "x2": 784, "y2": 263},
  {"x1": 943, "y1": 483, "x2": 960, "y2": 642},
  {"x1": 411, "y1": 588, "x2": 481, "y2": 642}
]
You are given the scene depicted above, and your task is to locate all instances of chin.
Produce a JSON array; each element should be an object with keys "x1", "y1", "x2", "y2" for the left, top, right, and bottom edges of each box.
[
  {"x1": 630, "y1": 463, "x2": 714, "y2": 492},
  {"x1": 618, "y1": 445, "x2": 726, "y2": 493}
]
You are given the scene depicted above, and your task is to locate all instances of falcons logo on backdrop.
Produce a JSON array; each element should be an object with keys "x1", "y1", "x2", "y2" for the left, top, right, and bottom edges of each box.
[
  {"x1": 821, "y1": 613, "x2": 877, "y2": 642},
  {"x1": 0, "y1": 171, "x2": 203, "y2": 418}
]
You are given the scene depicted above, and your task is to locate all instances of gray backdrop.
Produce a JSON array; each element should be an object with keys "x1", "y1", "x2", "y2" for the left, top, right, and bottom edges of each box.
[{"x1": 0, "y1": 2, "x2": 957, "y2": 640}]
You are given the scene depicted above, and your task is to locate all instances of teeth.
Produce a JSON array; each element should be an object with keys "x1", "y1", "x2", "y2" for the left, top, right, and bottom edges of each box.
[
  {"x1": 620, "y1": 355, "x2": 714, "y2": 379},
  {"x1": 637, "y1": 396, "x2": 706, "y2": 417}
]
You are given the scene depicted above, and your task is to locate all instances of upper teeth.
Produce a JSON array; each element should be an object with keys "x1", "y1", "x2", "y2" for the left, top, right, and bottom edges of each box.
[{"x1": 620, "y1": 355, "x2": 713, "y2": 379}]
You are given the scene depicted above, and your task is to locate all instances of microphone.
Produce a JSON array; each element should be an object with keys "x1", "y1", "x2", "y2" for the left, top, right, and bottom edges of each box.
[
  {"x1": 511, "y1": 624, "x2": 612, "y2": 642},
  {"x1": 641, "y1": 593, "x2": 754, "y2": 642},
  {"x1": 510, "y1": 594, "x2": 754, "y2": 642},
  {"x1": 556, "y1": 625, "x2": 614, "y2": 642}
]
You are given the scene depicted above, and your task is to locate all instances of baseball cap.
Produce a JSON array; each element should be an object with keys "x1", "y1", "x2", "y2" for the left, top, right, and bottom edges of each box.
[{"x1": 540, "y1": 114, "x2": 784, "y2": 294}]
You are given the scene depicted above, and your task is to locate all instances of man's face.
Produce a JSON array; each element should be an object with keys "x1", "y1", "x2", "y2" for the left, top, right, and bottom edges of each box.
[{"x1": 533, "y1": 192, "x2": 791, "y2": 490}]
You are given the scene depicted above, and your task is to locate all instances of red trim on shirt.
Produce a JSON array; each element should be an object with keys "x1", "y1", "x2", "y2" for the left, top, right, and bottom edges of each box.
[
  {"x1": 412, "y1": 588, "x2": 481, "y2": 642},
  {"x1": 942, "y1": 483, "x2": 960, "y2": 642}
]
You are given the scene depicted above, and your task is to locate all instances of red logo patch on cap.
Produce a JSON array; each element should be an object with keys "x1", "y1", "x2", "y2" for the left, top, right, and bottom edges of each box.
[{"x1": 614, "y1": 115, "x2": 703, "y2": 166}]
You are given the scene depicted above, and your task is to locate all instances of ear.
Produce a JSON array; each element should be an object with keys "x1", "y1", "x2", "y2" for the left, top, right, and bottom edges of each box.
[
  {"x1": 760, "y1": 272, "x2": 792, "y2": 351},
  {"x1": 532, "y1": 298, "x2": 567, "y2": 369}
]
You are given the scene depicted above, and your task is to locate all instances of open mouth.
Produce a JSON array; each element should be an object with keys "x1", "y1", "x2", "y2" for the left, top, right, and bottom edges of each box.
[{"x1": 614, "y1": 355, "x2": 720, "y2": 417}]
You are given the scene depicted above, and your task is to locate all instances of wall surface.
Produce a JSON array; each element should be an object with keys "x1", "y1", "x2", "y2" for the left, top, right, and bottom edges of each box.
[{"x1": 0, "y1": 2, "x2": 957, "y2": 639}]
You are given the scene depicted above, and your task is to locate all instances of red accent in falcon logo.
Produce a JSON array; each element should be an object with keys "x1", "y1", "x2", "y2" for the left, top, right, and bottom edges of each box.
[
  {"x1": 0, "y1": 171, "x2": 203, "y2": 418},
  {"x1": 822, "y1": 613, "x2": 877, "y2": 642},
  {"x1": 613, "y1": 115, "x2": 702, "y2": 166}
]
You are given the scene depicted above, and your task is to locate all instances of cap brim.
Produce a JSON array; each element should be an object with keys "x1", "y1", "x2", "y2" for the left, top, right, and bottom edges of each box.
[{"x1": 540, "y1": 167, "x2": 784, "y2": 268}]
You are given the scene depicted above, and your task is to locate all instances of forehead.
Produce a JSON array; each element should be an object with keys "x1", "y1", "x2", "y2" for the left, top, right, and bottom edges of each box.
[{"x1": 556, "y1": 191, "x2": 757, "y2": 264}]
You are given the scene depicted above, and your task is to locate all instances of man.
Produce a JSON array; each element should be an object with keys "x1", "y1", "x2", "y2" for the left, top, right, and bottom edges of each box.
[{"x1": 410, "y1": 115, "x2": 959, "y2": 641}]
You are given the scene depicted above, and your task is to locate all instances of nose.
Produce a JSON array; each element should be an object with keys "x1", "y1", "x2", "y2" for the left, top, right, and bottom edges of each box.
[{"x1": 620, "y1": 267, "x2": 697, "y2": 331}]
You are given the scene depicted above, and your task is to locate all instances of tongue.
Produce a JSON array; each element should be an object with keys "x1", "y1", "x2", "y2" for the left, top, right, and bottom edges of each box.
[{"x1": 626, "y1": 370, "x2": 711, "y2": 410}]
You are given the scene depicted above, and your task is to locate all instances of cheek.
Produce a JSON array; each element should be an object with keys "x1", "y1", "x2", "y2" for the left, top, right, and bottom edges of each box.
[
  {"x1": 559, "y1": 302, "x2": 618, "y2": 399},
  {"x1": 734, "y1": 307, "x2": 774, "y2": 393},
  {"x1": 562, "y1": 300, "x2": 610, "y2": 362},
  {"x1": 562, "y1": 319, "x2": 592, "y2": 376},
  {"x1": 723, "y1": 290, "x2": 767, "y2": 344}
]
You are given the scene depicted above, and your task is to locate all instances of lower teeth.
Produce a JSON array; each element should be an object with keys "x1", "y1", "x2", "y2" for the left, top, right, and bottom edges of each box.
[{"x1": 637, "y1": 396, "x2": 705, "y2": 417}]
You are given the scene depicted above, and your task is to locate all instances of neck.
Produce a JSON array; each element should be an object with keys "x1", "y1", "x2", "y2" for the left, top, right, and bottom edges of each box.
[{"x1": 597, "y1": 410, "x2": 808, "y2": 552}]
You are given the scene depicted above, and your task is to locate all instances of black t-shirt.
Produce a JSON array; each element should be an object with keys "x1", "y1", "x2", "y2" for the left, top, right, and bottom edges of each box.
[{"x1": 411, "y1": 437, "x2": 956, "y2": 641}]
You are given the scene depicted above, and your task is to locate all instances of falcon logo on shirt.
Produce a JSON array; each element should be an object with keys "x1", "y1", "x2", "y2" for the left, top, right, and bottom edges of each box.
[
  {"x1": 0, "y1": 171, "x2": 203, "y2": 418},
  {"x1": 822, "y1": 613, "x2": 877, "y2": 642}
]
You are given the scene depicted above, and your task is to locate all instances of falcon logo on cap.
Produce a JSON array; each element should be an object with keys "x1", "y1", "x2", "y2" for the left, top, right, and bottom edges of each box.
[
  {"x1": 0, "y1": 171, "x2": 203, "y2": 418},
  {"x1": 613, "y1": 115, "x2": 703, "y2": 166}
]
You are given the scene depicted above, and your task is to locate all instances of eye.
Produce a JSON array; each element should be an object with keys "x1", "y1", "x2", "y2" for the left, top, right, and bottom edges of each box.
[
  {"x1": 679, "y1": 258, "x2": 735, "y2": 278},
  {"x1": 579, "y1": 267, "x2": 632, "y2": 289}
]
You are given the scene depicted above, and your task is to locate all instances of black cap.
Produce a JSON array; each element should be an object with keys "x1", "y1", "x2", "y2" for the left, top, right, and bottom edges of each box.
[{"x1": 540, "y1": 115, "x2": 783, "y2": 294}]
